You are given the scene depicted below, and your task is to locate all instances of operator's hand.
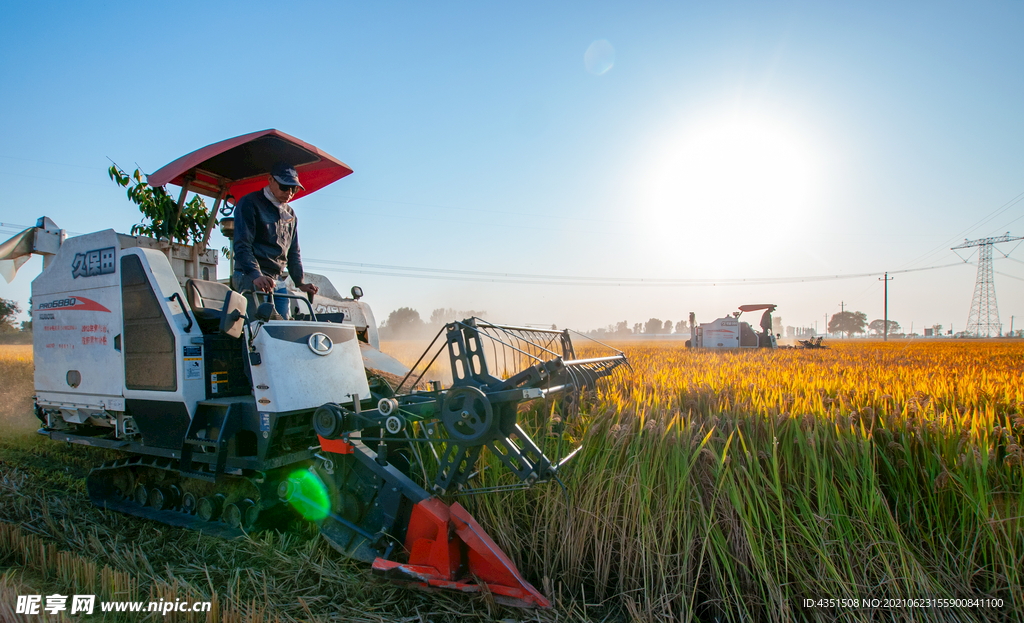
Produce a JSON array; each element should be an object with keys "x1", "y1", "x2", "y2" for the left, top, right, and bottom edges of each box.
[
  {"x1": 298, "y1": 282, "x2": 319, "y2": 295},
  {"x1": 253, "y1": 275, "x2": 275, "y2": 293}
]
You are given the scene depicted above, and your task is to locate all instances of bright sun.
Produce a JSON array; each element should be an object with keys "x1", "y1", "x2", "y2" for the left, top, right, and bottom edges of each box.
[{"x1": 640, "y1": 112, "x2": 819, "y2": 248}]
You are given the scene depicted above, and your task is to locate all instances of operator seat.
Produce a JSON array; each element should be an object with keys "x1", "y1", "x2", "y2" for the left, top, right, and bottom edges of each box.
[{"x1": 185, "y1": 279, "x2": 233, "y2": 334}]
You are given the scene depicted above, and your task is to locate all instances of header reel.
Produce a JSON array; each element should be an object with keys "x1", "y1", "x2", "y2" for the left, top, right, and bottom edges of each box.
[{"x1": 317, "y1": 318, "x2": 628, "y2": 495}]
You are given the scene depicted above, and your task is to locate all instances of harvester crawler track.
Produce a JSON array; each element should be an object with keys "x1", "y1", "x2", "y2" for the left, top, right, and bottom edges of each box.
[{"x1": 87, "y1": 456, "x2": 300, "y2": 537}]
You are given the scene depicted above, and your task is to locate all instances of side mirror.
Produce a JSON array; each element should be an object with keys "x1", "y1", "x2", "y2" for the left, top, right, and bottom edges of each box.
[
  {"x1": 220, "y1": 291, "x2": 247, "y2": 338},
  {"x1": 351, "y1": 285, "x2": 363, "y2": 300},
  {"x1": 255, "y1": 302, "x2": 276, "y2": 323}
]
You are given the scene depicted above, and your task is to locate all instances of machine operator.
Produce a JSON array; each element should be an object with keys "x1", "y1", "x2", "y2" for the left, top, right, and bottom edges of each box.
[
  {"x1": 759, "y1": 308, "x2": 774, "y2": 348},
  {"x1": 232, "y1": 163, "x2": 318, "y2": 319}
]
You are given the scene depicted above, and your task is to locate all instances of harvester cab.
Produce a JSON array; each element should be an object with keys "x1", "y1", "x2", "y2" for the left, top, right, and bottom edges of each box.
[
  {"x1": 687, "y1": 304, "x2": 779, "y2": 349},
  {"x1": 0, "y1": 130, "x2": 629, "y2": 608}
]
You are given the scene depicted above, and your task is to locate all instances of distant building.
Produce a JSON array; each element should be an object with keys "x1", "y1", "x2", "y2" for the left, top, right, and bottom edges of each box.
[{"x1": 785, "y1": 326, "x2": 815, "y2": 338}]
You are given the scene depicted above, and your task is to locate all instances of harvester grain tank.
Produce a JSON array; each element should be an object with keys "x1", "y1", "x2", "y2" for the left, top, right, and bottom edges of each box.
[{"x1": 0, "y1": 130, "x2": 628, "y2": 608}]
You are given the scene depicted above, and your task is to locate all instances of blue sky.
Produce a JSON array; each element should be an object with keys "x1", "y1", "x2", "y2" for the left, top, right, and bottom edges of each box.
[{"x1": 2, "y1": 1, "x2": 1023, "y2": 335}]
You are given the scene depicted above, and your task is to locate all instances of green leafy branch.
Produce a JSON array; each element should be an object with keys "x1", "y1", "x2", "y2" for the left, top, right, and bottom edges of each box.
[{"x1": 108, "y1": 165, "x2": 211, "y2": 246}]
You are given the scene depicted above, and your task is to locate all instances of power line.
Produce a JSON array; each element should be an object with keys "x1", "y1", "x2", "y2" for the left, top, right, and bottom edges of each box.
[
  {"x1": 302, "y1": 258, "x2": 967, "y2": 288},
  {"x1": 0, "y1": 219, "x2": 976, "y2": 287},
  {"x1": 316, "y1": 190, "x2": 631, "y2": 228},
  {"x1": 1, "y1": 222, "x2": 83, "y2": 236},
  {"x1": 0, "y1": 153, "x2": 632, "y2": 231},
  {"x1": 899, "y1": 189, "x2": 1024, "y2": 271},
  {"x1": 995, "y1": 270, "x2": 1024, "y2": 282},
  {"x1": 5, "y1": 220, "x2": 1008, "y2": 288},
  {"x1": 0, "y1": 155, "x2": 106, "y2": 171}
]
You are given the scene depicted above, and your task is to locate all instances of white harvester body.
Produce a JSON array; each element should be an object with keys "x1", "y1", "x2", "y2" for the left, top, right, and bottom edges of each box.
[
  {"x1": 697, "y1": 316, "x2": 742, "y2": 348},
  {"x1": 31, "y1": 229, "x2": 211, "y2": 428},
  {"x1": 688, "y1": 305, "x2": 779, "y2": 349},
  {"x1": 249, "y1": 320, "x2": 369, "y2": 413},
  {"x1": 5, "y1": 220, "x2": 386, "y2": 437}
]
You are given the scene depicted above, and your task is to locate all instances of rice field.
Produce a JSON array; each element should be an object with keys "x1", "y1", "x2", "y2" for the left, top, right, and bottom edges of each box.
[
  {"x1": 0, "y1": 345, "x2": 34, "y2": 430},
  {"x1": 467, "y1": 340, "x2": 1024, "y2": 622},
  {"x1": 1, "y1": 340, "x2": 1021, "y2": 622}
]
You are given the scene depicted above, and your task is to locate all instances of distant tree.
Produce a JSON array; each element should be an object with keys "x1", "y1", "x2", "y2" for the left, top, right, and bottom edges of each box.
[
  {"x1": 615, "y1": 321, "x2": 629, "y2": 335},
  {"x1": 381, "y1": 307, "x2": 424, "y2": 338},
  {"x1": 675, "y1": 319, "x2": 688, "y2": 334},
  {"x1": 633, "y1": 322, "x2": 642, "y2": 335},
  {"x1": 664, "y1": 320, "x2": 673, "y2": 334},
  {"x1": 21, "y1": 320, "x2": 32, "y2": 332},
  {"x1": 0, "y1": 298, "x2": 20, "y2": 332},
  {"x1": 645, "y1": 318, "x2": 664, "y2": 335},
  {"x1": 427, "y1": 308, "x2": 487, "y2": 327},
  {"x1": 868, "y1": 319, "x2": 901, "y2": 336},
  {"x1": 428, "y1": 308, "x2": 456, "y2": 326},
  {"x1": 828, "y1": 311, "x2": 867, "y2": 338}
]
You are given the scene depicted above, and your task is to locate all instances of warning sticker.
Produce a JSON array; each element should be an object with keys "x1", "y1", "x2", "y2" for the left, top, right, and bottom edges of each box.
[{"x1": 184, "y1": 358, "x2": 202, "y2": 380}]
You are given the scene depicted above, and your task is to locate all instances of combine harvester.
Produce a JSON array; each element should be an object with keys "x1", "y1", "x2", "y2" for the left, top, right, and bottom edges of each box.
[
  {"x1": 687, "y1": 305, "x2": 827, "y2": 350},
  {"x1": 686, "y1": 304, "x2": 779, "y2": 349},
  {"x1": 0, "y1": 130, "x2": 628, "y2": 608}
]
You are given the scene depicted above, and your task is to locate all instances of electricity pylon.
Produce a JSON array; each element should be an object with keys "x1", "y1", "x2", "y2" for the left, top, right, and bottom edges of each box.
[{"x1": 952, "y1": 233, "x2": 1023, "y2": 337}]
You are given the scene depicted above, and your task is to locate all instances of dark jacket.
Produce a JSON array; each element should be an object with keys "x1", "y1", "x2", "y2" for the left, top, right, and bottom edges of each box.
[{"x1": 233, "y1": 189, "x2": 304, "y2": 285}]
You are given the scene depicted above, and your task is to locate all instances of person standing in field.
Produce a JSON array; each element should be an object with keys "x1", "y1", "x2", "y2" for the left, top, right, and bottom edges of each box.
[{"x1": 231, "y1": 163, "x2": 318, "y2": 319}]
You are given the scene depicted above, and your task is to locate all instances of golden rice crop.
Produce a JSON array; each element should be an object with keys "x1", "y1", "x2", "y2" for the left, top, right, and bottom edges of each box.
[
  {"x1": 463, "y1": 339, "x2": 1024, "y2": 622},
  {"x1": 0, "y1": 344, "x2": 35, "y2": 428}
]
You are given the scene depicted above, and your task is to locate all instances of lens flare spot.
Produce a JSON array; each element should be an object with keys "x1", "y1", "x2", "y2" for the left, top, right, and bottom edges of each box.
[
  {"x1": 284, "y1": 469, "x2": 331, "y2": 521},
  {"x1": 585, "y1": 40, "x2": 615, "y2": 75}
]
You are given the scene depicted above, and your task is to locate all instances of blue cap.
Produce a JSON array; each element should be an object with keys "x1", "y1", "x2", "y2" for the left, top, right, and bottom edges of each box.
[{"x1": 271, "y1": 163, "x2": 304, "y2": 189}]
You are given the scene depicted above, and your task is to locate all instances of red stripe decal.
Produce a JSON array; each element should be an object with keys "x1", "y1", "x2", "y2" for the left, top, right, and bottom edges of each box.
[{"x1": 36, "y1": 296, "x2": 112, "y2": 313}]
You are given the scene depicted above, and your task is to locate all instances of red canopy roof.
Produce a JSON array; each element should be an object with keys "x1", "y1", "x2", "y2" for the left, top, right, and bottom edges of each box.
[
  {"x1": 738, "y1": 304, "x2": 777, "y2": 312},
  {"x1": 147, "y1": 129, "x2": 352, "y2": 201}
]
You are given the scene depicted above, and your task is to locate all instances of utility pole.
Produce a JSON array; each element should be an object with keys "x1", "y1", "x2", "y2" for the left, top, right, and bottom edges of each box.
[{"x1": 879, "y1": 272, "x2": 893, "y2": 341}]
